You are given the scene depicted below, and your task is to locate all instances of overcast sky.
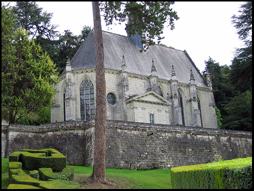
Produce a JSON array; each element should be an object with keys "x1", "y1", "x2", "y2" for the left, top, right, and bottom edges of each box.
[{"x1": 4, "y1": 1, "x2": 244, "y2": 72}]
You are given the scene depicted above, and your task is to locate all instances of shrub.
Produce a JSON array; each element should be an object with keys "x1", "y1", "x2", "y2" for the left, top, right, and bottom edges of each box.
[
  {"x1": 8, "y1": 148, "x2": 79, "y2": 189},
  {"x1": 171, "y1": 157, "x2": 252, "y2": 189}
]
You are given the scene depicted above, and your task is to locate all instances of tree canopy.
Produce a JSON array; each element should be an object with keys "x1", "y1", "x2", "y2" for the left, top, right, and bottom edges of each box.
[
  {"x1": 100, "y1": 1, "x2": 179, "y2": 51},
  {"x1": 10, "y1": 1, "x2": 92, "y2": 74},
  {"x1": 1, "y1": 5, "x2": 58, "y2": 124},
  {"x1": 11, "y1": 1, "x2": 58, "y2": 40},
  {"x1": 56, "y1": 26, "x2": 92, "y2": 73},
  {"x1": 202, "y1": 2, "x2": 252, "y2": 131},
  {"x1": 230, "y1": 1, "x2": 252, "y2": 92}
]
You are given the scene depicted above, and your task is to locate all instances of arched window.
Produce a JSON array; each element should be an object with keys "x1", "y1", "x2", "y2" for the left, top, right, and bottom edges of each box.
[
  {"x1": 80, "y1": 78, "x2": 95, "y2": 121},
  {"x1": 178, "y1": 90, "x2": 185, "y2": 126},
  {"x1": 197, "y1": 95, "x2": 203, "y2": 127}
]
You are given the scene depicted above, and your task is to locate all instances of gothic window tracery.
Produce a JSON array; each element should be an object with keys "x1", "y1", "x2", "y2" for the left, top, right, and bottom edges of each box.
[{"x1": 80, "y1": 78, "x2": 95, "y2": 121}]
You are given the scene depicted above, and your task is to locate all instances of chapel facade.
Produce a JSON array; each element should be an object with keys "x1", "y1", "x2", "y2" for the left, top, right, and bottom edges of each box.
[{"x1": 51, "y1": 30, "x2": 218, "y2": 128}]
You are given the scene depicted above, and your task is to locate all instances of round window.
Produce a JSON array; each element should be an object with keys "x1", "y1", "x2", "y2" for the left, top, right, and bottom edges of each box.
[{"x1": 107, "y1": 93, "x2": 116, "y2": 105}]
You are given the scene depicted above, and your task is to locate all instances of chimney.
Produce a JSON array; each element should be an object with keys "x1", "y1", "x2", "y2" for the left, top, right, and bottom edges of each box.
[{"x1": 126, "y1": 16, "x2": 143, "y2": 49}]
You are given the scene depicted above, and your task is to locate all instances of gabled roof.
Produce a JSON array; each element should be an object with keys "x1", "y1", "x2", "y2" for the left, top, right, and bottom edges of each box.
[
  {"x1": 125, "y1": 91, "x2": 171, "y2": 106},
  {"x1": 70, "y1": 30, "x2": 207, "y2": 88}
]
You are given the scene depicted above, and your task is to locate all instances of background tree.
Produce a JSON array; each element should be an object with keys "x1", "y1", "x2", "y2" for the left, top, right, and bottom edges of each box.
[
  {"x1": 11, "y1": 1, "x2": 58, "y2": 39},
  {"x1": 201, "y1": 2, "x2": 252, "y2": 131},
  {"x1": 10, "y1": 1, "x2": 60, "y2": 71},
  {"x1": 223, "y1": 1, "x2": 252, "y2": 131},
  {"x1": 222, "y1": 90, "x2": 252, "y2": 131},
  {"x1": 2, "y1": 5, "x2": 58, "y2": 124},
  {"x1": 11, "y1": 0, "x2": 60, "y2": 58},
  {"x1": 202, "y1": 57, "x2": 239, "y2": 130},
  {"x1": 202, "y1": 57, "x2": 236, "y2": 119},
  {"x1": 230, "y1": 1, "x2": 252, "y2": 92},
  {"x1": 215, "y1": 106, "x2": 222, "y2": 129},
  {"x1": 10, "y1": 1, "x2": 93, "y2": 74},
  {"x1": 92, "y1": 1, "x2": 179, "y2": 183},
  {"x1": 100, "y1": 1, "x2": 179, "y2": 51},
  {"x1": 57, "y1": 26, "x2": 92, "y2": 73}
]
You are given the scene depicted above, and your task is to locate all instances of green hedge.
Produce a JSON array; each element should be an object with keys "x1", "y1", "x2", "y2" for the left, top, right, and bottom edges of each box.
[
  {"x1": 7, "y1": 148, "x2": 80, "y2": 189},
  {"x1": 38, "y1": 166, "x2": 74, "y2": 181},
  {"x1": 9, "y1": 151, "x2": 24, "y2": 162},
  {"x1": 8, "y1": 168, "x2": 79, "y2": 189},
  {"x1": 9, "y1": 148, "x2": 66, "y2": 172},
  {"x1": 7, "y1": 184, "x2": 42, "y2": 189},
  {"x1": 9, "y1": 168, "x2": 41, "y2": 187},
  {"x1": 171, "y1": 157, "x2": 252, "y2": 189}
]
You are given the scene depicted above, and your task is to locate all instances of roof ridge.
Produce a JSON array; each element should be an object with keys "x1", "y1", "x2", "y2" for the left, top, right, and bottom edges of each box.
[
  {"x1": 102, "y1": 31, "x2": 185, "y2": 52},
  {"x1": 155, "y1": 44, "x2": 184, "y2": 52},
  {"x1": 102, "y1": 30, "x2": 127, "y2": 37}
]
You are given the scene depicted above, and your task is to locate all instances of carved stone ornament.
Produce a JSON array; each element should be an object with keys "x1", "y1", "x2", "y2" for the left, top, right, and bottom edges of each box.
[
  {"x1": 151, "y1": 59, "x2": 157, "y2": 73},
  {"x1": 65, "y1": 99, "x2": 70, "y2": 107},
  {"x1": 171, "y1": 65, "x2": 176, "y2": 77}
]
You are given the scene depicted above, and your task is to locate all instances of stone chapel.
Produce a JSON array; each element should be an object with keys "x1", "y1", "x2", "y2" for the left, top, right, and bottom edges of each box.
[{"x1": 51, "y1": 29, "x2": 218, "y2": 129}]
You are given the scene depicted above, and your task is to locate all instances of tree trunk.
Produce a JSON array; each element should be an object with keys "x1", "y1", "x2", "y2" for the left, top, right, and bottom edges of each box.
[{"x1": 92, "y1": 1, "x2": 107, "y2": 183}]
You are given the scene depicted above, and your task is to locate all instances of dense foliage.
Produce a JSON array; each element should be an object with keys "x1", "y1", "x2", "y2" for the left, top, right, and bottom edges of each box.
[
  {"x1": 100, "y1": 1, "x2": 179, "y2": 51},
  {"x1": 1, "y1": 5, "x2": 58, "y2": 124},
  {"x1": 2, "y1": 2, "x2": 92, "y2": 125},
  {"x1": 10, "y1": 1, "x2": 92, "y2": 74},
  {"x1": 56, "y1": 26, "x2": 92, "y2": 73},
  {"x1": 202, "y1": 2, "x2": 252, "y2": 131},
  {"x1": 171, "y1": 157, "x2": 252, "y2": 189}
]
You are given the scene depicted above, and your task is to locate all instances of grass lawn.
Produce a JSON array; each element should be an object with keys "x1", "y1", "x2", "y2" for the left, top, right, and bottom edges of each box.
[
  {"x1": 71, "y1": 165, "x2": 172, "y2": 189},
  {"x1": 2, "y1": 157, "x2": 172, "y2": 189},
  {"x1": 1, "y1": 158, "x2": 9, "y2": 189}
]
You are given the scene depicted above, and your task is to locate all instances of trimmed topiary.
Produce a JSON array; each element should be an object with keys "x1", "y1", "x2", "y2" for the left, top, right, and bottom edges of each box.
[
  {"x1": 8, "y1": 148, "x2": 80, "y2": 189},
  {"x1": 171, "y1": 157, "x2": 252, "y2": 189},
  {"x1": 39, "y1": 166, "x2": 74, "y2": 181},
  {"x1": 10, "y1": 168, "x2": 41, "y2": 187},
  {"x1": 30, "y1": 170, "x2": 39, "y2": 180},
  {"x1": 9, "y1": 151, "x2": 24, "y2": 162},
  {"x1": 7, "y1": 184, "x2": 42, "y2": 189},
  {"x1": 19, "y1": 148, "x2": 66, "y2": 172}
]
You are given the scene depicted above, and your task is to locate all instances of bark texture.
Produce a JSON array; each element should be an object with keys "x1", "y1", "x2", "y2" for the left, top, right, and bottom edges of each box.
[{"x1": 92, "y1": 1, "x2": 107, "y2": 183}]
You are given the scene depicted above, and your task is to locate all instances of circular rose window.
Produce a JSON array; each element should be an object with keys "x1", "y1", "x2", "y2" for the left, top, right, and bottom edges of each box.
[{"x1": 107, "y1": 93, "x2": 116, "y2": 105}]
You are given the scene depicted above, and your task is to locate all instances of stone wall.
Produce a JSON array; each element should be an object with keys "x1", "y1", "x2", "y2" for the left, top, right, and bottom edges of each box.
[
  {"x1": 105, "y1": 121, "x2": 252, "y2": 169},
  {"x1": 1, "y1": 121, "x2": 95, "y2": 166},
  {"x1": 1, "y1": 120, "x2": 252, "y2": 169}
]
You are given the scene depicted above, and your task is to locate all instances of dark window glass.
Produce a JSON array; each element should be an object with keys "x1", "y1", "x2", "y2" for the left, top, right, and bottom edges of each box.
[
  {"x1": 80, "y1": 78, "x2": 94, "y2": 121},
  {"x1": 150, "y1": 114, "x2": 154, "y2": 124},
  {"x1": 197, "y1": 95, "x2": 203, "y2": 127},
  {"x1": 107, "y1": 93, "x2": 116, "y2": 105},
  {"x1": 178, "y1": 90, "x2": 185, "y2": 126}
]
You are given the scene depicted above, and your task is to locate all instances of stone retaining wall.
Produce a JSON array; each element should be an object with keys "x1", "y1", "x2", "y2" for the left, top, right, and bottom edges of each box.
[{"x1": 1, "y1": 120, "x2": 252, "y2": 169}]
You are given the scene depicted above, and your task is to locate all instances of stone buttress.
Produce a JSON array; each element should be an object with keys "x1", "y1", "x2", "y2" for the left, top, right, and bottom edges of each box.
[
  {"x1": 188, "y1": 68, "x2": 202, "y2": 127},
  {"x1": 170, "y1": 65, "x2": 184, "y2": 125},
  {"x1": 65, "y1": 58, "x2": 76, "y2": 121},
  {"x1": 120, "y1": 55, "x2": 129, "y2": 121}
]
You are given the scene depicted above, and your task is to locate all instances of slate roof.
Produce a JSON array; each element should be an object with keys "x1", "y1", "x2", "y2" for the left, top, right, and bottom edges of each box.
[{"x1": 70, "y1": 30, "x2": 207, "y2": 88}]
